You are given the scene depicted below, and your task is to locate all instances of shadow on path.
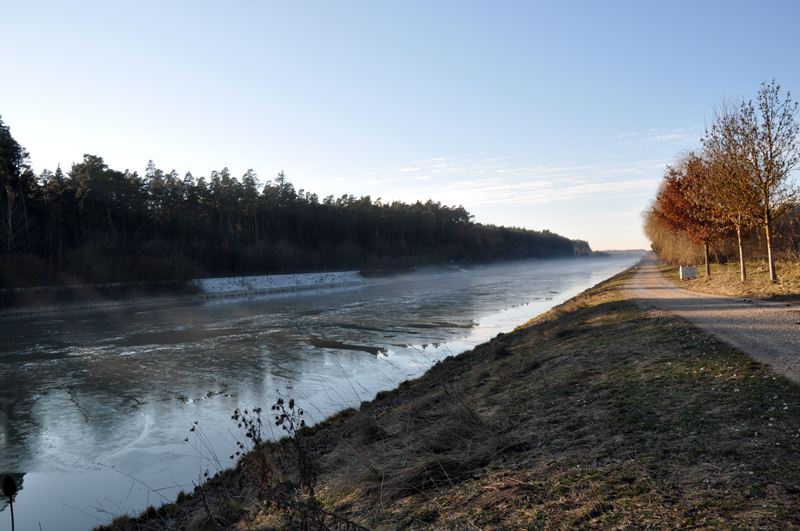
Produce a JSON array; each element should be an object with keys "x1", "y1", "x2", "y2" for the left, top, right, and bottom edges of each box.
[{"x1": 625, "y1": 259, "x2": 800, "y2": 383}]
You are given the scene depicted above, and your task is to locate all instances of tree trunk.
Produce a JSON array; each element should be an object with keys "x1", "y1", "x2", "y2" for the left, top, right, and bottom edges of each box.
[
  {"x1": 4, "y1": 190, "x2": 11, "y2": 253},
  {"x1": 106, "y1": 205, "x2": 115, "y2": 235},
  {"x1": 704, "y1": 242, "x2": 711, "y2": 277},
  {"x1": 18, "y1": 182, "x2": 30, "y2": 242},
  {"x1": 253, "y1": 213, "x2": 258, "y2": 245},
  {"x1": 765, "y1": 211, "x2": 778, "y2": 283},
  {"x1": 736, "y1": 223, "x2": 746, "y2": 282}
]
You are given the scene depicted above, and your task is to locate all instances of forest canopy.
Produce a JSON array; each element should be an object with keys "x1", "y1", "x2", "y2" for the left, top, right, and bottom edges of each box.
[{"x1": 0, "y1": 117, "x2": 592, "y2": 289}]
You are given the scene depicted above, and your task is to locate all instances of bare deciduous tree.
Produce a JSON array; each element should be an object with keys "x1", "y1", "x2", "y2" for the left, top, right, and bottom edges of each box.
[
  {"x1": 704, "y1": 155, "x2": 757, "y2": 281},
  {"x1": 700, "y1": 100, "x2": 759, "y2": 281},
  {"x1": 703, "y1": 80, "x2": 800, "y2": 282}
]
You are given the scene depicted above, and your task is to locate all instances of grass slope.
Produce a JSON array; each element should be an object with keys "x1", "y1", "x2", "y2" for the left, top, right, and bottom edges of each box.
[{"x1": 98, "y1": 267, "x2": 800, "y2": 530}]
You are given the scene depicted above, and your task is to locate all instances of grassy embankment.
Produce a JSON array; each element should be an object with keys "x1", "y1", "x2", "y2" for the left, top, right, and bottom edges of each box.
[
  {"x1": 98, "y1": 266, "x2": 800, "y2": 530},
  {"x1": 660, "y1": 259, "x2": 800, "y2": 304}
]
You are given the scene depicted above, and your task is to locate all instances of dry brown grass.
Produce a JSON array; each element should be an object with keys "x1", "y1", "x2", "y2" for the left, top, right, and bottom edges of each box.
[
  {"x1": 98, "y1": 268, "x2": 800, "y2": 530},
  {"x1": 660, "y1": 259, "x2": 800, "y2": 303}
]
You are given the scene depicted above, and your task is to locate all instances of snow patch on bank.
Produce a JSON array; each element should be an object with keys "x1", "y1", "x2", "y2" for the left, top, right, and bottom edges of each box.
[
  {"x1": 196, "y1": 271, "x2": 366, "y2": 299},
  {"x1": 0, "y1": 272, "x2": 368, "y2": 318}
]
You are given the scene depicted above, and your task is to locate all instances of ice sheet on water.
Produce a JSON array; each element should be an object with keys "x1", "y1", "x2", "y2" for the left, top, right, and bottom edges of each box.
[{"x1": 0, "y1": 257, "x2": 640, "y2": 531}]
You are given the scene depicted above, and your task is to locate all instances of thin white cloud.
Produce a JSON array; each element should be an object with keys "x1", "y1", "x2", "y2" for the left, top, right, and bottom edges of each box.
[
  {"x1": 613, "y1": 126, "x2": 702, "y2": 148},
  {"x1": 380, "y1": 156, "x2": 664, "y2": 208},
  {"x1": 369, "y1": 148, "x2": 670, "y2": 212},
  {"x1": 650, "y1": 133, "x2": 683, "y2": 141},
  {"x1": 573, "y1": 208, "x2": 645, "y2": 219},
  {"x1": 412, "y1": 157, "x2": 455, "y2": 164},
  {"x1": 410, "y1": 177, "x2": 661, "y2": 207}
]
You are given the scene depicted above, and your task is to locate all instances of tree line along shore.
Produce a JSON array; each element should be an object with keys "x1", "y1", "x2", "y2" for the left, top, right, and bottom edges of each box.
[
  {"x1": 0, "y1": 117, "x2": 594, "y2": 298},
  {"x1": 644, "y1": 80, "x2": 800, "y2": 283}
]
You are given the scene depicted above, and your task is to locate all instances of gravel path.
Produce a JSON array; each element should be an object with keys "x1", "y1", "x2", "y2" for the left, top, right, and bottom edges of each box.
[{"x1": 624, "y1": 259, "x2": 800, "y2": 383}]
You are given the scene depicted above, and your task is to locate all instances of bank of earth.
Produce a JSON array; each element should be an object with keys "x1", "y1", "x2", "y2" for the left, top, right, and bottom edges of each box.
[{"x1": 98, "y1": 265, "x2": 800, "y2": 530}]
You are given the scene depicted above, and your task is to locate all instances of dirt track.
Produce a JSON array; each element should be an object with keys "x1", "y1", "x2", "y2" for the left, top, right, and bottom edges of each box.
[{"x1": 624, "y1": 260, "x2": 800, "y2": 383}]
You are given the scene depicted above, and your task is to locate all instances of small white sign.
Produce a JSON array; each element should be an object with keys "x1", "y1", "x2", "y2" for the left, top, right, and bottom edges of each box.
[{"x1": 680, "y1": 266, "x2": 698, "y2": 280}]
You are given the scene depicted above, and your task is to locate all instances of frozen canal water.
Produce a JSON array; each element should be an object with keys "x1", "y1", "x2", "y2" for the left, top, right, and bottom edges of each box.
[{"x1": 0, "y1": 257, "x2": 637, "y2": 530}]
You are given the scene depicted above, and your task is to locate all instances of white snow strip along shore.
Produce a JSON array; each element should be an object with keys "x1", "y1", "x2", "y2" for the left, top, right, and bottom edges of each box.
[
  {"x1": 0, "y1": 271, "x2": 366, "y2": 317},
  {"x1": 196, "y1": 271, "x2": 366, "y2": 299}
]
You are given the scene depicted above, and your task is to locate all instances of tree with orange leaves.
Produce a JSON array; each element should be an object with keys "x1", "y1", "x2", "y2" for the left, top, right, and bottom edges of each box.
[{"x1": 654, "y1": 153, "x2": 735, "y2": 277}]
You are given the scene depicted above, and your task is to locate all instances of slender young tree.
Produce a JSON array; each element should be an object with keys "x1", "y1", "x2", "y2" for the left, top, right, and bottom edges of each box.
[
  {"x1": 703, "y1": 80, "x2": 800, "y2": 282},
  {"x1": 702, "y1": 144, "x2": 758, "y2": 281}
]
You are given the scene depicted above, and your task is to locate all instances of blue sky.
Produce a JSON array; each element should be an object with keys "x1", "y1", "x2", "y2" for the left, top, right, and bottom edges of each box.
[{"x1": 2, "y1": 1, "x2": 799, "y2": 250}]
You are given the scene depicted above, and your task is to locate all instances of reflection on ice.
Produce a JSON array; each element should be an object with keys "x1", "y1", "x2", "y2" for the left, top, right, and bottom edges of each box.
[
  {"x1": 0, "y1": 257, "x2": 637, "y2": 531},
  {"x1": 308, "y1": 336, "x2": 387, "y2": 356}
]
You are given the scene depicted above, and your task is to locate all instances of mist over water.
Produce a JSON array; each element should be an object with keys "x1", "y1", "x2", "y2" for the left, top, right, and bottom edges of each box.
[{"x1": 0, "y1": 256, "x2": 637, "y2": 530}]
